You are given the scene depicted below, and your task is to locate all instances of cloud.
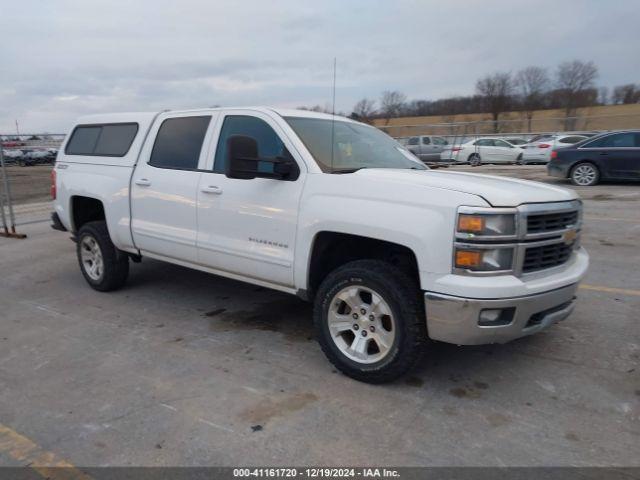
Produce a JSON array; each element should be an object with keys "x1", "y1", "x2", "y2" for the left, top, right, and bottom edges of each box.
[{"x1": 0, "y1": 0, "x2": 639, "y2": 132}]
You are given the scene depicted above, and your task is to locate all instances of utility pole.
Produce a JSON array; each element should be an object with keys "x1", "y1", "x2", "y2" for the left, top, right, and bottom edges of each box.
[{"x1": 15, "y1": 120, "x2": 19, "y2": 136}]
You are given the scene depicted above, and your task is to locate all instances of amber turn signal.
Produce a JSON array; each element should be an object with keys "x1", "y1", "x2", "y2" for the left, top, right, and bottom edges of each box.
[
  {"x1": 457, "y1": 215, "x2": 485, "y2": 233},
  {"x1": 455, "y1": 250, "x2": 483, "y2": 268}
]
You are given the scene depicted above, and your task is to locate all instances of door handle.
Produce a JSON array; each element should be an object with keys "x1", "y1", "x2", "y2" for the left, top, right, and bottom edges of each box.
[
  {"x1": 135, "y1": 178, "x2": 151, "y2": 186},
  {"x1": 599, "y1": 152, "x2": 608, "y2": 156},
  {"x1": 201, "y1": 185, "x2": 223, "y2": 195}
]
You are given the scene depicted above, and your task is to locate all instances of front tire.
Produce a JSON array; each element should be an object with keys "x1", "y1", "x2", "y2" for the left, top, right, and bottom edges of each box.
[
  {"x1": 77, "y1": 221, "x2": 129, "y2": 291},
  {"x1": 570, "y1": 162, "x2": 600, "y2": 186},
  {"x1": 314, "y1": 260, "x2": 427, "y2": 383},
  {"x1": 468, "y1": 153, "x2": 481, "y2": 167}
]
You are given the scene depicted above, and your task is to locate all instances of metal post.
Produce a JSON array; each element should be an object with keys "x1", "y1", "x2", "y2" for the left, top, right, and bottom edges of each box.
[{"x1": 0, "y1": 137, "x2": 26, "y2": 239}]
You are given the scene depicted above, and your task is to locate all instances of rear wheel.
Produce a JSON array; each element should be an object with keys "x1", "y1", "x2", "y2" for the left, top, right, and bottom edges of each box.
[
  {"x1": 516, "y1": 154, "x2": 524, "y2": 165},
  {"x1": 77, "y1": 221, "x2": 129, "y2": 291},
  {"x1": 314, "y1": 260, "x2": 427, "y2": 383},
  {"x1": 468, "y1": 153, "x2": 481, "y2": 167},
  {"x1": 570, "y1": 162, "x2": 599, "y2": 186}
]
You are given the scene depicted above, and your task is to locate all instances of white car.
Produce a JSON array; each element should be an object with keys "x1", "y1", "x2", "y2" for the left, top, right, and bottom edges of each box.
[
  {"x1": 440, "y1": 137, "x2": 524, "y2": 165},
  {"x1": 51, "y1": 107, "x2": 588, "y2": 383},
  {"x1": 520, "y1": 135, "x2": 588, "y2": 165},
  {"x1": 2, "y1": 149, "x2": 23, "y2": 163}
]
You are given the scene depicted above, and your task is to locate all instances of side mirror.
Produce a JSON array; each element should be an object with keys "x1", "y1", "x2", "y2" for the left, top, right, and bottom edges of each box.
[
  {"x1": 226, "y1": 135, "x2": 297, "y2": 181},
  {"x1": 226, "y1": 135, "x2": 259, "y2": 180}
]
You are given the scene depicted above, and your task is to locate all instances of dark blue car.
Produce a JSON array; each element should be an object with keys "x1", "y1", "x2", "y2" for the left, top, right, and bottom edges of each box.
[{"x1": 547, "y1": 130, "x2": 640, "y2": 186}]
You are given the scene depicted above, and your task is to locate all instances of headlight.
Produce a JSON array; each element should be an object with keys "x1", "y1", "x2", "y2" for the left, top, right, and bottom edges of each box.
[
  {"x1": 454, "y1": 246, "x2": 514, "y2": 272},
  {"x1": 457, "y1": 213, "x2": 516, "y2": 237}
]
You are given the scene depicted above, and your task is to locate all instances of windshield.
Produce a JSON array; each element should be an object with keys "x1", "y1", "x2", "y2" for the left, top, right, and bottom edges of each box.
[{"x1": 284, "y1": 117, "x2": 426, "y2": 173}]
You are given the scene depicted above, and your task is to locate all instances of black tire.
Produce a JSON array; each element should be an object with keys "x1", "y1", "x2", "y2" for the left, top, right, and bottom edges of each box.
[
  {"x1": 570, "y1": 162, "x2": 600, "y2": 186},
  {"x1": 76, "y1": 221, "x2": 129, "y2": 291},
  {"x1": 313, "y1": 259, "x2": 427, "y2": 383},
  {"x1": 516, "y1": 154, "x2": 524, "y2": 165},
  {"x1": 468, "y1": 153, "x2": 481, "y2": 167}
]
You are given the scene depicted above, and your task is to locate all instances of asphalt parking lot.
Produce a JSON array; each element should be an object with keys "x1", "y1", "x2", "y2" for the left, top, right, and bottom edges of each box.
[{"x1": 0, "y1": 165, "x2": 638, "y2": 467}]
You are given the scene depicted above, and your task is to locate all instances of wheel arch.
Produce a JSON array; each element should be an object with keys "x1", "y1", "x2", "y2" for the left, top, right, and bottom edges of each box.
[
  {"x1": 70, "y1": 195, "x2": 106, "y2": 233},
  {"x1": 305, "y1": 231, "x2": 420, "y2": 301}
]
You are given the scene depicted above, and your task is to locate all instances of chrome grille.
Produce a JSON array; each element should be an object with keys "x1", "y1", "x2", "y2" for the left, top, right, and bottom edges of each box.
[
  {"x1": 523, "y1": 242, "x2": 574, "y2": 273},
  {"x1": 527, "y1": 210, "x2": 578, "y2": 234}
]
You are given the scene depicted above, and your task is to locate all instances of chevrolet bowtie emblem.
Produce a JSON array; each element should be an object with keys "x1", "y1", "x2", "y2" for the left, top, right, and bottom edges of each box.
[{"x1": 563, "y1": 229, "x2": 577, "y2": 244}]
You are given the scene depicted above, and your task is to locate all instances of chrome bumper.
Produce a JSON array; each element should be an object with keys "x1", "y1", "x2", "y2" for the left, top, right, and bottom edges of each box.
[{"x1": 424, "y1": 283, "x2": 578, "y2": 345}]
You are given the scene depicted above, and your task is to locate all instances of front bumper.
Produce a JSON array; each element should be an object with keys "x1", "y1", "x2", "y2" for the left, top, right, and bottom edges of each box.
[
  {"x1": 547, "y1": 161, "x2": 570, "y2": 178},
  {"x1": 424, "y1": 283, "x2": 578, "y2": 345}
]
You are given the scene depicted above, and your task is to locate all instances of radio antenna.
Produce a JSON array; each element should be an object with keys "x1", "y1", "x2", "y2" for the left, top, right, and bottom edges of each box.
[{"x1": 330, "y1": 57, "x2": 336, "y2": 171}]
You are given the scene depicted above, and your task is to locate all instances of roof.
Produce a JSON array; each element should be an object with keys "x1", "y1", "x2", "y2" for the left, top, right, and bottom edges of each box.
[{"x1": 74, "y1": 107, "x2": 355, "y2": 125}]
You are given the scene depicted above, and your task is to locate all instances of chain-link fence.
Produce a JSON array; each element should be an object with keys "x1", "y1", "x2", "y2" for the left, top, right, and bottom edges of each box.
[
  {"x1": 376, "y1": 111, "x2": 640, "y2": 140},
  {"x1": 0, "y1": 133, "x2": 64, "y2": 237}
]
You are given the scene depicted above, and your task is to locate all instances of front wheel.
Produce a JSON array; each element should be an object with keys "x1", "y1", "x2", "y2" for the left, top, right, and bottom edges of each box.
[
  {"x1": 77, "y1": 221, "x2": 129, "y2": 291},
  {"x1": 314, "y1": 260, "x2": 427, "y2": 383},
  {"x1": 570, "y1": 162, "x2": 600, "y2": 186},
  {"x1": 468, "y1": 153, "x2": 481, "y2": 167}
]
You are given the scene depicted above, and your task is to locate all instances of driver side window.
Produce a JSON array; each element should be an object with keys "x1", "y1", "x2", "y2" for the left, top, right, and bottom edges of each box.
[{"x1": 213, "y1": 115, "x2": 292, "y2": 174}]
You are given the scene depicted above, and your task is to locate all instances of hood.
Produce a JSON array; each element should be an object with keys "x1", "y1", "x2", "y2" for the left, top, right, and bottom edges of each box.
[{"x1": 355, "y1": 169, "x2": 577, "y2": 207}]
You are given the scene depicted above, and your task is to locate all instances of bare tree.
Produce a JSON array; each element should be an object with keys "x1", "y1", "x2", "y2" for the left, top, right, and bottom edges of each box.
[
  {"x1": 351, "y1": 98, "x2": 377, "y2": 123},
  {"x1": 556, "y1": 60, "x2": 598, "y2": 128},
  {"x1": 475, "y1": 72, "x2": 514, "y2": 132},
  {"x1": 380, "y1": 90, "x2": 407, "y2": 123},
  {"x1": 612, "y1": 84, "x2": 640, "y2": 104},
  {"x1": 515, "y1": 66, "x2": 549, "y2": 131}
]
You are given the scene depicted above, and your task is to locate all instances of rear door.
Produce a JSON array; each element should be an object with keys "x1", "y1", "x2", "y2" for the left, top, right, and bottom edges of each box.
[
  {"x1": 582, "y1": 132, "x2": 640, "y2": 179},
  {"x1": 131, "y1": 112, "x2": 218, "y2": 262},
  {"x1": 196, "y1": 111, "x2": 305, "y2": 287},
  {"x1": 420, "y1": 136, "x2": 436, "y2": 161}
]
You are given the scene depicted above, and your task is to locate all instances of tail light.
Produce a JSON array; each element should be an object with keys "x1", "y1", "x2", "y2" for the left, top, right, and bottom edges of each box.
[
  {"x1": 451, "y1": 147, "x2": 462, "y2": 152},
  {"x1": 50, "y1": 169, "x2": 56, "y2": 200},
  {"x1": 538, "y1": 143, "x2": 551, "y2": 149},
  {"x1": 550, "y1": 150, "x2": 558, "y2": 160}
]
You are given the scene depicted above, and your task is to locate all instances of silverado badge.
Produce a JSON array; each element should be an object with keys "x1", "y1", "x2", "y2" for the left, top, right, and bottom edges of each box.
[{"x1": 563, "y1": 229, "x2": 577, "y2": 245}]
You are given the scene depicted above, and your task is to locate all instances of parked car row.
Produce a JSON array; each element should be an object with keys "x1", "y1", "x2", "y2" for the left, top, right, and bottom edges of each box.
[
  {"x1": 1, "y1": 148, "x2": 58, "y2": 166},
  {"x1": 438, "y1": 134, "x2": 594, "y2": 166},
  {"x1": 395, "y1": 130, "x2": 639, "y2": 186}
]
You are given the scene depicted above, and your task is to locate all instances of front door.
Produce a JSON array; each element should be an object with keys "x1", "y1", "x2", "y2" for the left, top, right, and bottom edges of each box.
[
  {"x1": 598, "y1": 132, "x2": 640, "y2": 179},
  {"x1": 196, "y1": 111, "x2": 305, "y2": 287},
  {"x1": 131, "y1": 113, "x2": 217, "y2": 262},
  {"x1": 492, "y1": 139, "x2": 516, "y2": 163}
]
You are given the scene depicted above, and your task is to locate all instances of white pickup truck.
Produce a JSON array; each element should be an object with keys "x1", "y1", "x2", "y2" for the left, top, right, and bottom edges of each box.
[{"x1": 51, "y1": 107, "x2": 589, "y2": 383}]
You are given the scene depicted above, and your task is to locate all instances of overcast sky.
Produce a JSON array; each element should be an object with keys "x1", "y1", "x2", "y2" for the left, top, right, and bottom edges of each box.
[{"x1": 1, "y1": 0, "x2": 639, "y2": 133}]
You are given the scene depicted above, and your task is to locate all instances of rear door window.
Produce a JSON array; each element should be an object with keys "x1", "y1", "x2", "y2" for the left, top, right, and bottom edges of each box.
[
  {"x1": 149, "y1": 116, "x2": 211, "y2": 170},
  {"x1": 421, "y1": 137, "x2": 431, "y2": 145},
  {"x1": 66, "y1": 124, "x2": 138, "y2": 156},
  {"x1": 408, "y1": 137, "x2": 419, "y2": 146}
]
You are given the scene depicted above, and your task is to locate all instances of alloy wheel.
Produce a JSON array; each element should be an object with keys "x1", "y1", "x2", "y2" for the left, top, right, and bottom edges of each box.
[
  {"x1": 80, "y1": 235, "x2": 104, "y2": 281},
  {"x1": 327, "y1": 286, "x2": 396, "y2": 364},
  {"x1": 572, "y1": 164, "x2": 597, "y2": 186}
]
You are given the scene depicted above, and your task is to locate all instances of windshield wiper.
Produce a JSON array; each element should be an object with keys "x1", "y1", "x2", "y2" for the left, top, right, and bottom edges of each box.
[{"x1": 331, "y1": 167, "x2": 367, "y2": 174}]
